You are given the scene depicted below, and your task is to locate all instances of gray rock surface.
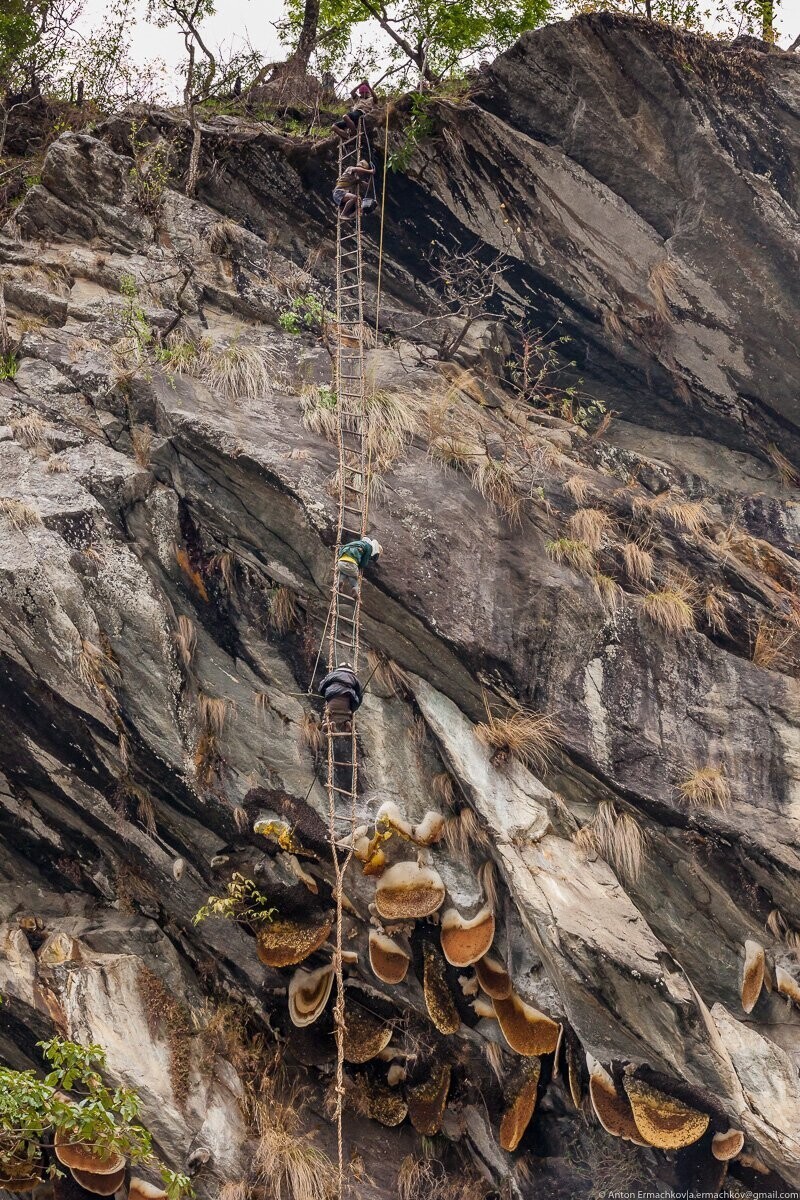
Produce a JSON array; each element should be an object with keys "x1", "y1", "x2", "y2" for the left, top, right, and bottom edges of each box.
[{"x1": 0, "y1": 15, "x2": 798, "y2": 1198}]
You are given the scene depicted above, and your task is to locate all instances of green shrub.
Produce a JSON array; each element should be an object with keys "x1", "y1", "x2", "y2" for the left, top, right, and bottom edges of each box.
[
  {"x1": 0, "y1": 1037, "x2": 193, "y2": 1200},
  {"x1": 279, "y1": 292, "x2": 329, "y2": 335},
  {"x1": 0, "y1": 352, "x2": 18, "y2": 380}
]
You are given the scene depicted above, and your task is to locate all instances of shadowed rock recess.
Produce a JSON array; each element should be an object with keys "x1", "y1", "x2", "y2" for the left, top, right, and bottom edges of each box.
[{"x1": 0, "y1": 13, "x2": 799, "y2": 1199}]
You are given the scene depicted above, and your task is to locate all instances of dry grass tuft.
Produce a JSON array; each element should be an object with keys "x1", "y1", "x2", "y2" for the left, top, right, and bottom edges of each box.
[
  {"x1": 703, "y1": 589, "x2": 730, "y2": 637},
  {"x1": 76, "y1": 637, "x2": 121, "y2": 705},
  {"x1": 478, "y1": 858, "x2": 498, "y2": 913},
  {"x1": 216, "y1": 1182, "x2": 248, "y2": 1200},
  {"x1": 429, "y1": 433, "x2": 483, "y2": 471},
  {"x1": 131, "y1": 425, "x2": 153, "y2": 467},
  {"x1": 443, "y1": 807, "x2": 490, "y2": 860},
  {"x1": 432, "y1": 771, "x2": 456, "y2": 809},
  {"x1": 622, "y1": 541, "x2": 654, "y2": 585},
  {"x1": 767, "y1": 444, "x2": 800, "y2": 489},
  {"x1": 471, "y1": 457, "x2": 521, "y2": 522},
  {"x1": 198, "y1": 693, "x2": 230, "y2": 735},
  {"x1": 365, "y1": 389, "x2": 419, "y2": 473},
  {"x1": 568, "y1": 507, "x2": 611, "y2": 551},
  {"x1": 678, "y1": 765, "x2": 731, "y2": 809},
  {"x1": 252, "y1": 1083, "x2": 337, "y2": 1200},
  {"x1": 546, "y1": 537, "x2": 595, "y2": 575},
  {"x1": 648, "y1": 257, "x2": 679, "y2": 322},
  {"x1": 638, "y1": 491, "x2": 710, "y2": 536},
  {"x1": 208, "y1": 219, "x2": 245, "y2": 256},
  {"x1": 751, "y1": 617, "x2": 796, "y2": 672},
  {"x1": 0, "y1": 497, "x2": 42, "y2": 529},
  {"x1": 202, "y1": 340, "x2": 274, "y2": 400},
  {"x1": 594, "y1": 572, "x2": 623, "y2": 612},
  {"x1": 11, "y1": 412, "x2": 48, "y2": 449},
  {"x1": 565, "y1": 475, "x2": 592, "y2": 506},
  {"x1": 476, "y1": 699, "x2": 561, "y2": 774},
  {"x1": 300, "y1": 385, "x2": 338, "y2": 439},
  {"x1": 482, "y1": 1039, "x2": 505, "y2": 1084},
  {"x1": 766, "y1": 908, "x2": 800, "y2": 952},
  {"x1": 175, "y1": 615, "x2": 197, "y2": 671},
  {"x1": 298, "y1": 710, "x2": 323, "y2": 754},
  {"x1": 366, "y1": 648, "x2": 410, "y2": 697},
  {"x1": 398, "y1": 1153, "x2": 489, "y2": 1200},
  {"x1": 641, "y1": 575, "x2": 695, "y2": 634},
  {"x1": 210, "y1": 550, "x2": 236, "y2": 593},
  {"x1": 574, "y1": 801, "x2": 646, "y2": 884},
  {"x1": 268, "y1": 585, "x2": 301, "y2": 634}
]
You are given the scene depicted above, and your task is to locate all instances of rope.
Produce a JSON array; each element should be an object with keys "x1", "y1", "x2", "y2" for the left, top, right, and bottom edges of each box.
[
  {"x1": 374, "y1": 104, "x2": 390, "y2": 342},
  {"x1": 326, "y1": 713, "x2": 356, "y2": 1200},
  {"x1": 327, "y1": 124, "x2": 372, "y2": 1200}
]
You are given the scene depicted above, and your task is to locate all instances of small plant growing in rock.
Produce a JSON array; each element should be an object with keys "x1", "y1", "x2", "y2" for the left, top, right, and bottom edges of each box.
[
  {"x1": 388, "y1": 94, "x2": 435, "y2": 174},
  {"x1": 129, "y1": 120, "x2": 172, "y2": 217},
  {"x1": 0, "y1": 351, "x2": 18, "y2": 380},
  {"x1": 118, "y1": 275, "x2": 152, "y2": 355},
  {"x1": 300, "y1": 385, "x2": 338, "y2": 438},
  {"x1": 193, "y1": 872, "x2": 276, "y2": 929},
  {"x1": 279, "y1": 292, "x2": 329, "y2": 335}
]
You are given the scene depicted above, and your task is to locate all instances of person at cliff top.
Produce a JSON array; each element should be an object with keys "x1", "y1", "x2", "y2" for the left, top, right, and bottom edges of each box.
[
  {"x1": 332, "y1": 159, "x2": 375, "y2": 219},
  {"x1": 337, "y1": 536, "x2": 382, "y2": 594},
  {"x1": 319, "y1": 663, "x2": 363, "y2": 722},
  {"x1": 332, "y1": 80, "x2": 377, "y2": 141}
]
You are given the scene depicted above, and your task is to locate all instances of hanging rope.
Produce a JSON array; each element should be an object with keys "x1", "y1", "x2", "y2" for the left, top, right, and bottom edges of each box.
[
  {"x1": 325, "y1": 122, "x2": 372, "y2": 1200},
  {"x1": 374, "y1": 104, "x2": 390, "y2": 342}
]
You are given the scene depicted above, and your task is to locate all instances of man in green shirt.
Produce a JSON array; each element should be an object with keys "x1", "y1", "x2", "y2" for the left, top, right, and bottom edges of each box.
[{"x1": 337, "y1": 536, "x2": 382, "y2": 594}]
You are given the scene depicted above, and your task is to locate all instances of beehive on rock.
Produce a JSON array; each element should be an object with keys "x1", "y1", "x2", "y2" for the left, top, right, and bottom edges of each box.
[
  {"x1": 493, "y1": 991, "x2": 560, "y2": 1057},
  {"x1": 499, "y1": 1059, "x2": 542, "y2": 1152},
  {"x1": 407, "y1": 1063, "x2": 451, "y2": 1135},
  {"x1": 623, "y1": 1076, "x2": 710, "y2": 1149},
  {"x1": 423, "y1": 942, "x2": 460, "y2": 1034}
]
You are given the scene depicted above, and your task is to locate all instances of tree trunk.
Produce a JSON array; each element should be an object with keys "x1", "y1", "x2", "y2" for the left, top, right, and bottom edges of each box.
[
  {"x1": 184, "y1": 42, "x2": 201, "y2": 198},
  {"x1": 290, "y1": 0, "x2": 321, "y2": 73},
  {"x1": 0, "y1": 285, "x2": 10, "y2": 358},
  {"x1": 761, "y1": 0, "x2": 774, "y2": 42}
]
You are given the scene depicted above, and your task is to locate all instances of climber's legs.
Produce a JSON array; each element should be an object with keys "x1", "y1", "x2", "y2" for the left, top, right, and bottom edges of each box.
[
  {"x1": 326, "y1": 696, "x2": 353, "y2": 724},
  {"x1": 337, "y1": 560, "x2": 359, "y2": 597},
  {"x1": 333, "y1": 112, "x2": 359, "y2": 139},
  {"x1": 339, "y1": 192, "x2": 359, "y2": 219}
]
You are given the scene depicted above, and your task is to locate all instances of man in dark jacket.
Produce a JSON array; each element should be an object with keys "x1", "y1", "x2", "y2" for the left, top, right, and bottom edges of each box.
[{"x1": 319, "y1": 663, "x2": 363, "y2": 722}]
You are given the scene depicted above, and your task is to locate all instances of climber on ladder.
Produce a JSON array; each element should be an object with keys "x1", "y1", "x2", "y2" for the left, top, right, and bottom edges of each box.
[
  {"x1": 332, "y1": 79, "x2": 377, "y2": 141},
  {"x1": 332, "y1": 158, "x2": 375, "y2": 220},
  {"x1": 337, "y1": 535, "x2": 382, "y2": 595},
  {"x1": 319, "y1": 662, "x2": 363, "y2": 723}
]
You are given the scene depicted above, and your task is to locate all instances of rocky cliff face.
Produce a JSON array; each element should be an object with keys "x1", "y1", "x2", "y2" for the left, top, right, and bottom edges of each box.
[{"x1": 0, "y1": 14, "x2": 799, "y2": 1199}]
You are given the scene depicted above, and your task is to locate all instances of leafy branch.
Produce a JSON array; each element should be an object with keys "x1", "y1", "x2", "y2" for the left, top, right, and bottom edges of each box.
[{"x1": 193, "y1": 872, "x2": 277, "y2": 929}]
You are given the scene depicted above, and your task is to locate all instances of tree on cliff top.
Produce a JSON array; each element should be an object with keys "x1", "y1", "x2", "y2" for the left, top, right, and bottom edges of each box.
[{"x1": 279, "y1": 0, "x2": 551, "y2": 82}]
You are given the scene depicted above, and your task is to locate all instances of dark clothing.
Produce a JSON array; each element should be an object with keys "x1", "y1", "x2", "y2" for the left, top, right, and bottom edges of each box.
[
  {"x1": 319, "y1": 667, "x2": 363, "y2": 714},
  {"x1": 333, "y1": 107, "x2": 365, "y2": 132},
  {"x1": 338, "y1": 538, "x2": 375, "y2": 571}
]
